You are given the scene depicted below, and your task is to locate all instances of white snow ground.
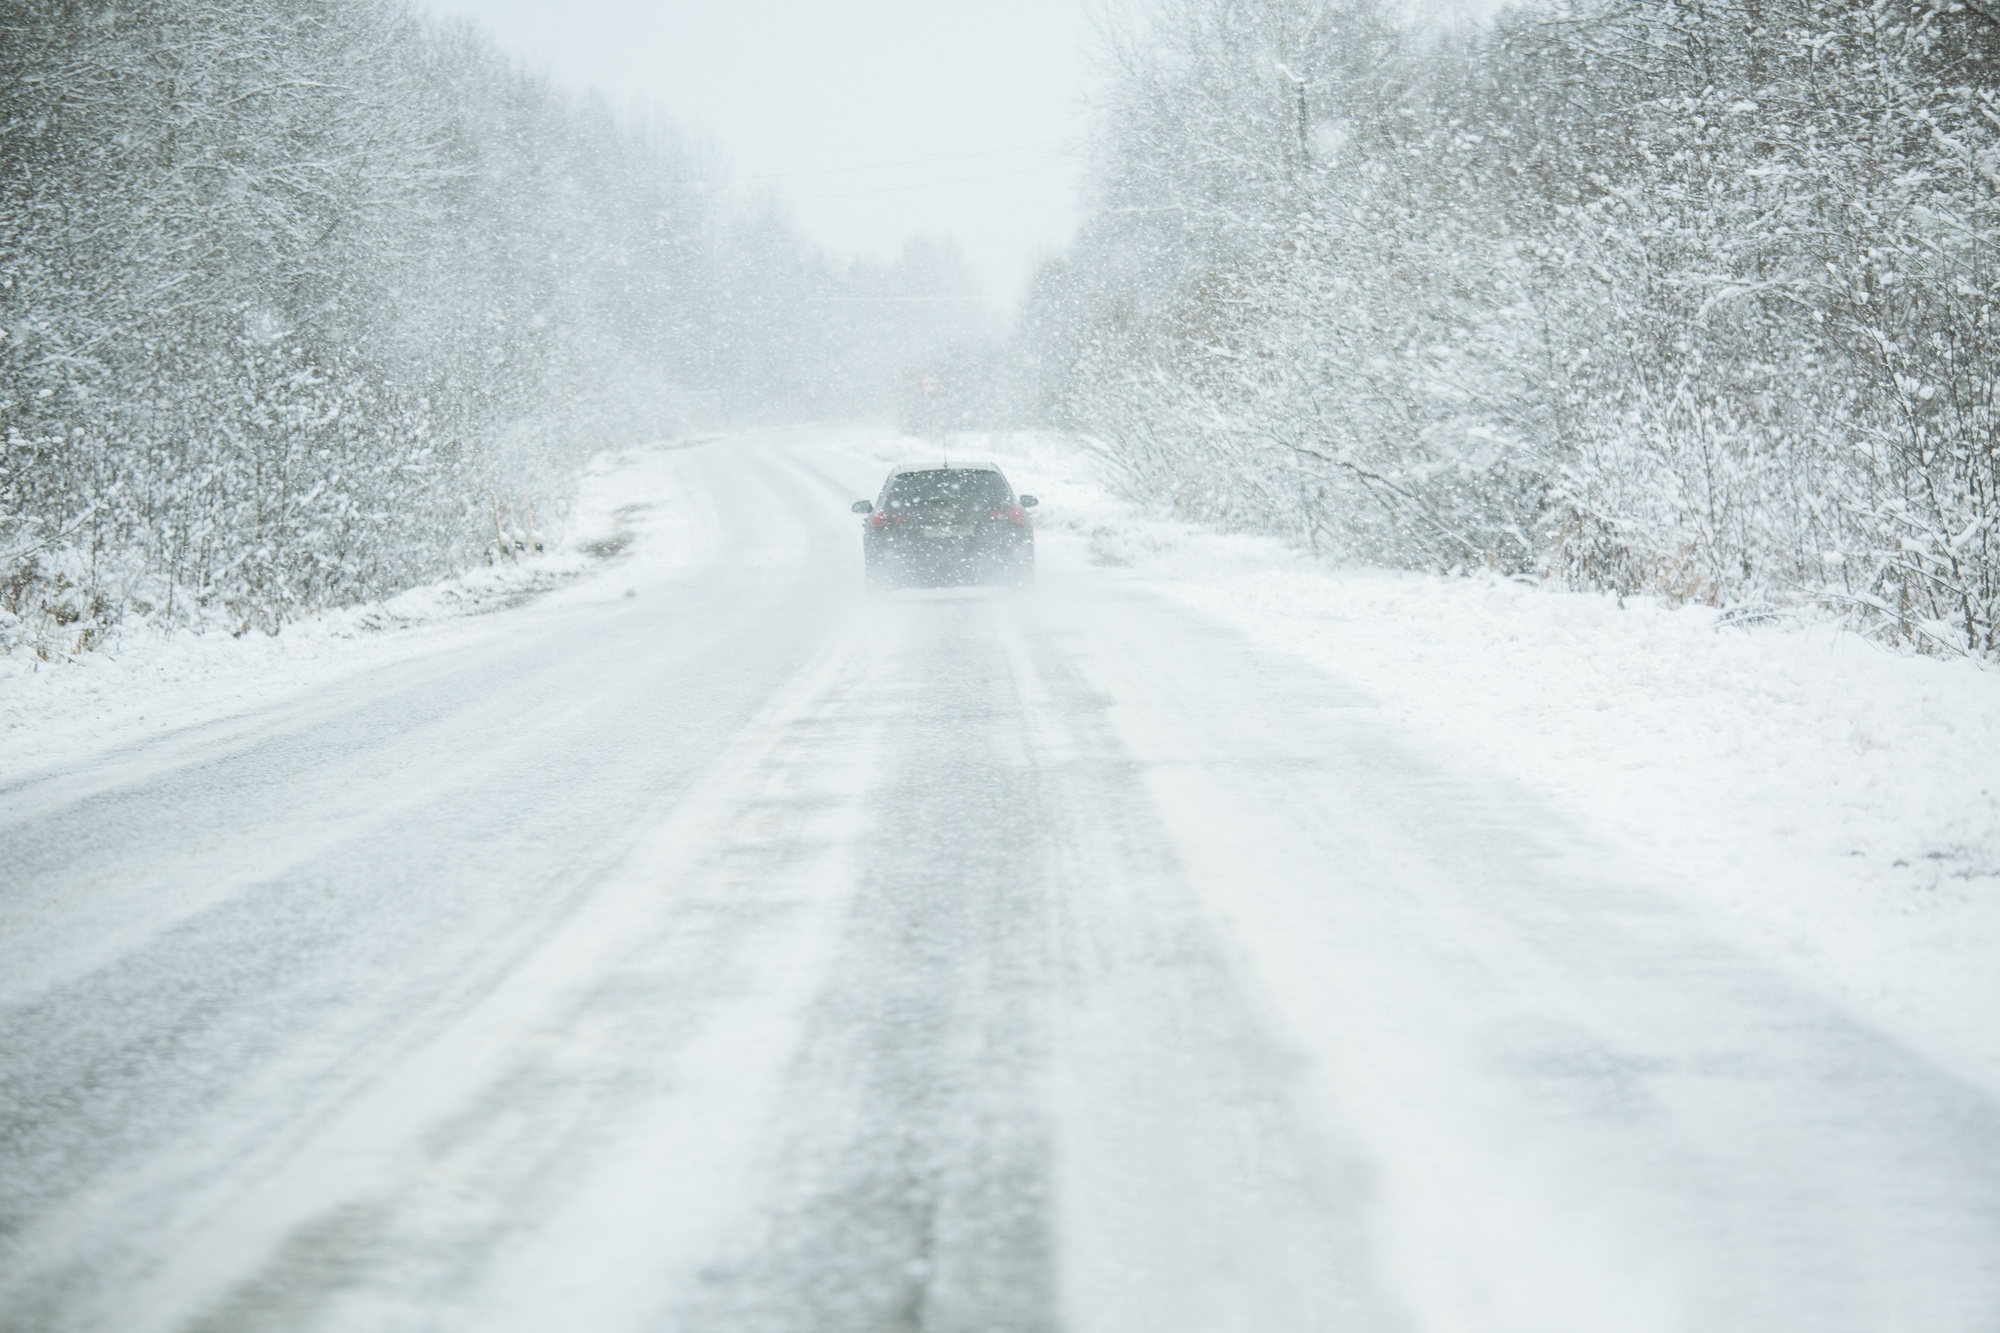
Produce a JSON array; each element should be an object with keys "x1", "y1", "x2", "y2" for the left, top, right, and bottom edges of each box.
[
  {"x1": 2, "y1": 425, "x2": 1996, "y2": 1333},
  {"x1": 0, "y1": 442, "x2": 720, "y2": 775},
  {"x1": 970, "y1": 431, "x2": 2000, "y2": 1099}
]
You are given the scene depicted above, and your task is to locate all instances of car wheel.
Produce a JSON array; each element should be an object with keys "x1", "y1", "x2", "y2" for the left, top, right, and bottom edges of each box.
[{"x1": 865, "y1": 552, "x2": 896, "y2": 591}]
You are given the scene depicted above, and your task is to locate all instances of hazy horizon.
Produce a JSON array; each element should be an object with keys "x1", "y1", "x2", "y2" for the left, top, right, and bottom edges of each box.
[{"x1": 424, "y1": 0, "x2": 1096, "y2": 310}]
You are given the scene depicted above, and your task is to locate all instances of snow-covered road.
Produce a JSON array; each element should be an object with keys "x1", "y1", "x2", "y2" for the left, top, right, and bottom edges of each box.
[{"x1": 3, "y1": 432, "x2": 1997, "y2": 1333}]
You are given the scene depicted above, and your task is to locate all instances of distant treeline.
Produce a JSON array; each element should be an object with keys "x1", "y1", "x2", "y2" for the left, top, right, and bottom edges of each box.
[
  {"x1": 1031, "y1": 0, "x2": 2000, "y2": 655},
  {"x1": 1, "y1": 0, "x2": 988, "y2": 651}
]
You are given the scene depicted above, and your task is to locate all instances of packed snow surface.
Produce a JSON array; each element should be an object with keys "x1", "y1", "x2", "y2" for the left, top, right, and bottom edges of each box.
[
  {"x1": 1008, "y1": 434, "x2": 2000, "y2": 1097},
  {"x1": 1, "y1": 427, "x2": 1995, "y2": 1333}
]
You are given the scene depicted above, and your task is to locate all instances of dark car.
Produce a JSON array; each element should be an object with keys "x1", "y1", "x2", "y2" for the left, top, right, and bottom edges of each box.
[{"x1": 852, "y1": 461, "x2": 1038, "y2": 589}]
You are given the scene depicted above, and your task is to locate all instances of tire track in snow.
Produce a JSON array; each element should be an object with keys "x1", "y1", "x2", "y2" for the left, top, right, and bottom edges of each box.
[
  {"x1": 1058, "y1": 573, "x2": 2000, "y2": 1333},
  {"x1": 0, "y1": 442, "x2": 868, "y2": 1332},
  {"x1": 671, "y1": 592, "x2": 1060, "y2": 1333},
  {"x1": 84, "y1": 622, "x2": 877, "y2": 1333},
  {"x1": 671, "y1": 582, "x2": 1401, "y2": 1333}
]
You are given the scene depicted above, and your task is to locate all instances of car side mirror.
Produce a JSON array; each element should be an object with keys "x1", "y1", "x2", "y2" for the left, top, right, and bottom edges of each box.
[
  {"x1": 1017, "y1": 495, "x2": 1039, "y2": 508},
  {"x1": 851, "y1": 500, "x2": 874, "y2": 514}
]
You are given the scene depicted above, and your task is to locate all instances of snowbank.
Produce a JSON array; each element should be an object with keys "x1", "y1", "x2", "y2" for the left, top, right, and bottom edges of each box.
[
  {"x1": 0, "y1": 442, "x2": 718, "y2": 776},
  {"x1": 1004, "y1": 432, "x2": 2000, "y2": 1095}
]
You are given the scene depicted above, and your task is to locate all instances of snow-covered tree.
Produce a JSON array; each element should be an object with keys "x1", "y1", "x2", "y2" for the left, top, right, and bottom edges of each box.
[
  {"x1": 0, "y1": 0, "x2": 988, "y2": 652},
  {"x1": 1039, "y1": 0, "x2": 2000, "y2": 653}
]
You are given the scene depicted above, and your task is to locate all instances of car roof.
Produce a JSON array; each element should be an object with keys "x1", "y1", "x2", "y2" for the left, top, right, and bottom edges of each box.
[{"x1": 888, "y1": 459, "x2": 1004, "y2": 475}]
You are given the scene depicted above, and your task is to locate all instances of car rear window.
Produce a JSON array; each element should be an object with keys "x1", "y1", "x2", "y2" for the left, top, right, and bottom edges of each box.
[{"x1": 884, "y1": 469, "x2": 1012, "y2": 509}]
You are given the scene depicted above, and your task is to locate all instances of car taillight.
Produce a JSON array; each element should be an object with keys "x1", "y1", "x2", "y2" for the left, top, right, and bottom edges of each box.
[
  {"x1": 870, "y1": 510, "x2": 907, "y2": 530},
  {"x1": 989, "y1": 505, "x2": 1026, "y2": 524}
]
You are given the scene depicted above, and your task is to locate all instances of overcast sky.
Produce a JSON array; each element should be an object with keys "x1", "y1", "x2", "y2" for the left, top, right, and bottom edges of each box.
[{"x1": 425, "y1": 0, "x2": 1097, "y2": 309}]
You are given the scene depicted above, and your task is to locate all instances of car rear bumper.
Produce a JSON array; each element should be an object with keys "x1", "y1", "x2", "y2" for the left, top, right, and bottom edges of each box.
[{"x1": 865, "y1": 530, "x2": 1032, "y2": 586}]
